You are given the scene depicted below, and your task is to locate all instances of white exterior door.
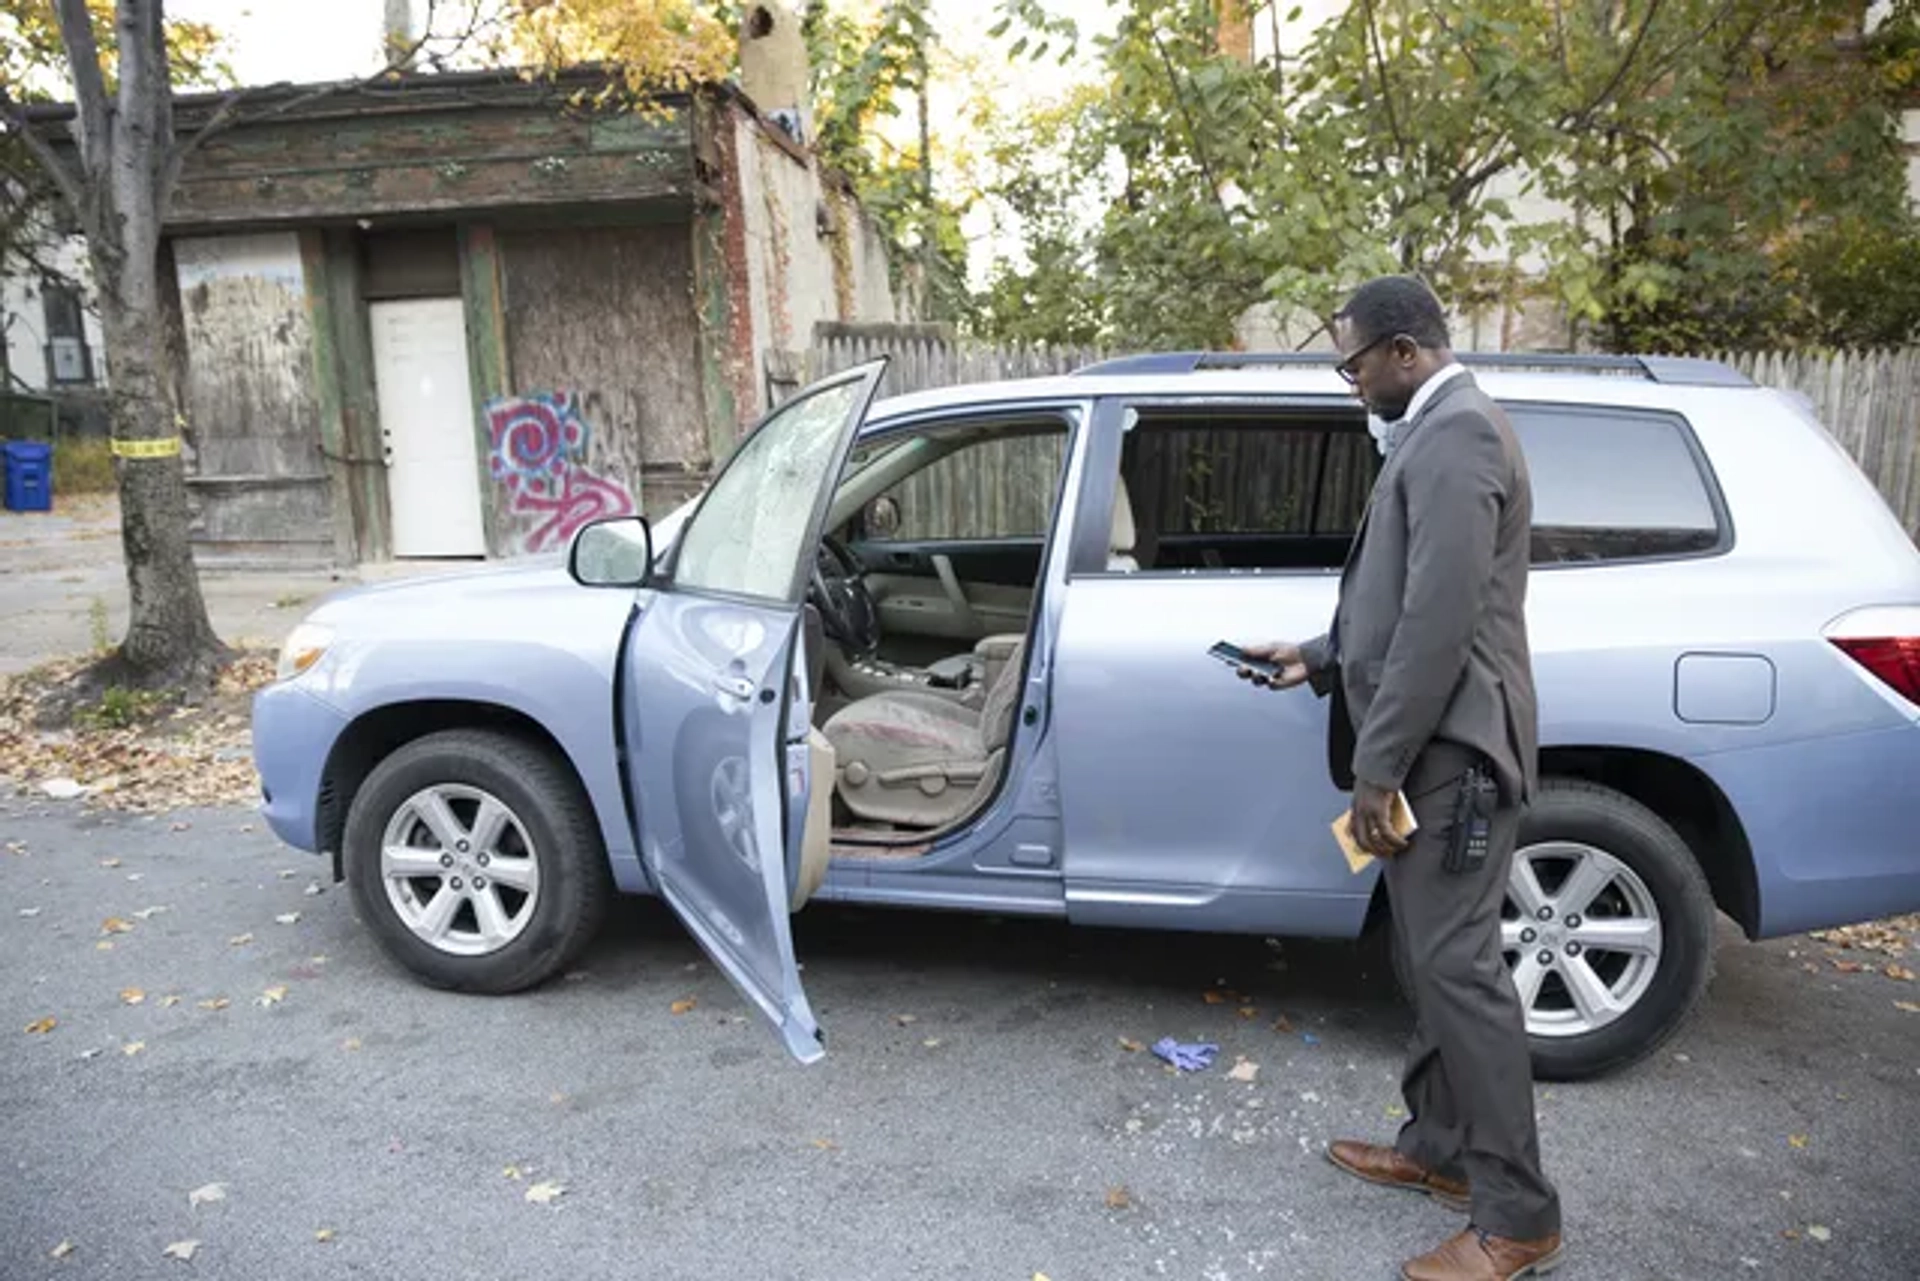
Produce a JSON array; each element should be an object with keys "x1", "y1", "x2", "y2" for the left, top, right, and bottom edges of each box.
[{"x1": 371, "y1": 298, "x2": 487, "y2": 557}]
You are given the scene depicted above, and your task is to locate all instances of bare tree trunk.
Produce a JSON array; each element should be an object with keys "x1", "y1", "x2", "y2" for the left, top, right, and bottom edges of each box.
[
  {"x1": 60, "y1": 0, "x2": 228, "y2": 693},
  {"x1": 93, "y1": 250, "x2": 226, "y2": 686}
]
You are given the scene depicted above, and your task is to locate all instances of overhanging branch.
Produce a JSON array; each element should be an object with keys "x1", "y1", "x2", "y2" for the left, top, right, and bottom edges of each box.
[
  {"x1": 52, "y1": 0, "x2": 111, "y2": 180},
  {"x1": 1, "y1": 101, "x2": 86, "y2": 217},
  {"x1": 161, "y1": 86, "x2": 248, "y2": 205}
]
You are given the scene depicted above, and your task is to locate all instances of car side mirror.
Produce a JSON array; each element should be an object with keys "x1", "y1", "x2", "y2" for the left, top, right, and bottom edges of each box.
[{"x1": 568, "y1": 515, "x2": 655, "y2": 588}]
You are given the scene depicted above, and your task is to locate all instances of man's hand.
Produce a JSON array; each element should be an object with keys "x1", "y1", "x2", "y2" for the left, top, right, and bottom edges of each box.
[
  {"x1": 1237, "y1": 641, "x2": 1310, "y2": 690},
  {"x1": 1350, "y1": 779, "x2": 1410, "y2": 858}
]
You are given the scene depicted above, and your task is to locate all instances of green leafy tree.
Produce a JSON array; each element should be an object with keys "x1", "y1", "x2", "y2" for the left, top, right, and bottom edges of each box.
[
  {"x1": 981, "y1": 0, "x2": 1920, "y2": 352},
  {"x1": 802, "y1": 0, "x2": 972, "y2": 324}
]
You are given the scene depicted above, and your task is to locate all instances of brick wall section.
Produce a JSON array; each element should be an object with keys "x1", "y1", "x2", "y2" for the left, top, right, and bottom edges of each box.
[{"x1": 714, "y1": 107, "x2": 761, "y2": 437}]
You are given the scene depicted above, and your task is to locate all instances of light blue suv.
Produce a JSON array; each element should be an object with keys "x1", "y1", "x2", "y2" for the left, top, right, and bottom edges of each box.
[{"x1": 251, "y1": 352, "x2": 1920, "y2": 1080}]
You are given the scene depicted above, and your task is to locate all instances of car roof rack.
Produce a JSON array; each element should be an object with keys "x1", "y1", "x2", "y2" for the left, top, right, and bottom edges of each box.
[{"x1": 1069, "y1": 350, "x2": 1753, "y2": 387}]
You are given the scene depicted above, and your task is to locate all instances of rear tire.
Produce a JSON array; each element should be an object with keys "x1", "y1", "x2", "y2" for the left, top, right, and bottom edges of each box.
[
  {"x1": 343, "y1": 729, "x2": 612, "y2": 994},
  {"x1": 1390, "y1": 778, "x2": 1716, "y2": 1082}
]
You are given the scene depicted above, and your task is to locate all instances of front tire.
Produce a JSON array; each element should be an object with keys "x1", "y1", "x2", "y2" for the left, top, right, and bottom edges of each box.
[
  {"x1": 1392, "y1": 778, "x2": 1716, "y2": 1082},
  {"x1": 343, "y1": 729, "x2": 612, "y2": 994}
]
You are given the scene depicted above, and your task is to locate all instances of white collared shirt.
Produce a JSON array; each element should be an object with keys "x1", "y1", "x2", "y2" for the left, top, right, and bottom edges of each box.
[{"x1": 1367, "y1": 361, "x2": 1466, "y2": 456}]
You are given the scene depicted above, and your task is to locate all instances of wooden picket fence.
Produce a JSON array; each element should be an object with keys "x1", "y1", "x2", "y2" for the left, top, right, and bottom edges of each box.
[{"x1": 806, "y1": 329, "x2": 1920, "y2": 541}]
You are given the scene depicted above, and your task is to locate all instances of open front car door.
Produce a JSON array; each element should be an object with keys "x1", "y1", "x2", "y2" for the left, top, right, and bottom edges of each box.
[{"x1": 614, "y1": 361, "x2": 886, "y2": 1064}]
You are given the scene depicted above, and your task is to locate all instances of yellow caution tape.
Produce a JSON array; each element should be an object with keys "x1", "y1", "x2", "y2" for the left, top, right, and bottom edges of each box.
[{"x1": 108, "y1": 437, "x2": 183, "y2": 459}]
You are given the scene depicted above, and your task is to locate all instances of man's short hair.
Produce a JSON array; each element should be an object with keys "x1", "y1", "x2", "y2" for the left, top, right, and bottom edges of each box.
[{"x1": 1334, "y1": 275, "x2": 1450, "y2": 350}]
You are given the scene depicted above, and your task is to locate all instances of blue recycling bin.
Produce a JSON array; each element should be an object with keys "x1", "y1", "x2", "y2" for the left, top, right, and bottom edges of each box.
[{"x1": 3, "y1": 440, "x2": 54, "y2": 513}]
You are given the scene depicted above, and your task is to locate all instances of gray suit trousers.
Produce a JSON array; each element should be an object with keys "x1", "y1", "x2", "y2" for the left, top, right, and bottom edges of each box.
[{"x1": 1385, "y1": 744, "x2": 1561, "y2": 1242}]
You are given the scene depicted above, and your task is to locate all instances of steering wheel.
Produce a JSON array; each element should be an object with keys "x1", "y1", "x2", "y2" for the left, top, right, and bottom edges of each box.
[{"x1": 810, "y1": 534, "x2": 881, "y2": 655}]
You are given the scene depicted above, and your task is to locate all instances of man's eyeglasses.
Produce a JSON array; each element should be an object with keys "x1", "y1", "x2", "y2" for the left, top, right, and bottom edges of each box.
[{"x1": 1334, "y1": 333, "x2": 1396, "y2": 385}]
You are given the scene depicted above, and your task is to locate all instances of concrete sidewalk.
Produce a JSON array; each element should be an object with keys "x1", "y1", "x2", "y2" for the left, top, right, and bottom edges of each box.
[{"x1": 0, "y1": 494, "x2": 464, "y2": 676}]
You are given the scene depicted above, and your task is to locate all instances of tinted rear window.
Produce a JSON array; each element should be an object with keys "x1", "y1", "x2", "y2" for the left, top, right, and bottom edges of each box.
[{"x1": 1505, "y1": 405, "x2": 1723, "y2": 563}]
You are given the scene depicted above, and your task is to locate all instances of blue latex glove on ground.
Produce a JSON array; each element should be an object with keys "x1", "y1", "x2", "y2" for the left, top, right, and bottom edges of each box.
[{"x1": 1151, "y1": 1037, "x2": 1219, "y2": 1072}]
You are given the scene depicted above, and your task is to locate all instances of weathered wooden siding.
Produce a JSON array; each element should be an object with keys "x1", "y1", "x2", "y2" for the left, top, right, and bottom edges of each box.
[
  {"x1": 173, "y1": 231, "x2": 334, "y2": 565},
  {"x1": 167, "y1": 97, "x2": 695, "y2": 230},
  {"x1": 492, "y1": 223, "x2": 706, "y2": 551}
]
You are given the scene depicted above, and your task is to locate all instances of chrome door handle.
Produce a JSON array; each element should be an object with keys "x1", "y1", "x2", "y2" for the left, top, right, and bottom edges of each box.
[{"x1": 713, "y1": 673, "x2": 756, "y2": 701}]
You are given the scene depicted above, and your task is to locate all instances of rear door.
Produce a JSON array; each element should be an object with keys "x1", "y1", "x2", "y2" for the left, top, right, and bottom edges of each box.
[
  {"x1": 619, "y1": 361, "x2": 886, "y2": 1064},
  {"x1": 1052, "y1": 397, "x2": 1384, "y2": 937}
]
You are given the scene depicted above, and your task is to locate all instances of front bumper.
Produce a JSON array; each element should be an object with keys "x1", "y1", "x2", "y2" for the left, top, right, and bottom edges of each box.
[{"x1": 250, "y1": 680, "x2": 350, "y2": 854}]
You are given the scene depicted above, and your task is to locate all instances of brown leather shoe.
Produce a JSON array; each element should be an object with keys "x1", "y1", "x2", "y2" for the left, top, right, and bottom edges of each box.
[
  {"x1": 1401, "y1": 1227, "x2": 1564, "y2": 1280},
  {"x1": 1325, "y1": 1139, "x2": 1470, "y2": 1210}
]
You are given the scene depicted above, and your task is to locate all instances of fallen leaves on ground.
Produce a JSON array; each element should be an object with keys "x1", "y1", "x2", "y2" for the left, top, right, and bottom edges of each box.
[
  {"x1": 228, "y1": 933, "x2": 253, "y2": 947},
  {"x1": 1788, "y1": 1134, "x2": 1809, "y2": 1149},
  {"x1": 98, "y1": 858, "x2": 121, "y2": 868},
  {"x1": 120, "y1": 988, "x2": 145, "y2": 1005},
  {"x1": 524, "y1": 1180, "x2": 566, "y2": 1205},
  {"x1": 1895, "y1": 1001, "x2": 1920, "y2": 1014},
  {"x1": 132, "y1": 905, "x2": 167, "y2": 920},
  {"x1": 342, "y1": 1037, "x2": 362, "y2": 1051},
  {"x1": 1810, "y1": 915, "x2": 1919, "y2": 957},
  {"x1": 1807, "y1": 1225, "x2": 1832, "y2": 1242},
  {"x1": 1105, "y1": 1185, "x2": 1133, "y2": 1210},
  {"x1": 161, "y1": 995, "x2": 180, "y2": 1008},
  {"x1": 502, "y1": 1165, "x2": 524, "y2": 1180},
  {"x1": 1272, "y1": 1015, "x2": 1295, "y2": 1034},
  {"x1": 122, "y1": 1041, "x2": 145, "y2": 1056},
  {"x1": 0, "y1": 653, "x2": 275, "y2": 815},
  {"x1": 1227, "y1": 1059, "x2": 1260, "y2": 1083},
  {"x1": 1117, "y1": 1037, "x2": 1144, "y2": 1053},
  {"x1": 197, "y1": 998, "x2": 230, "y2": 1011},
  {"x1": 101, "y1": 917, "x2": 132, "y2": 935},
  {"x1": 1885, "y1": 964, "x2": 1916, "y2": 982},
  {"x1": 1830, "y1": 958, "x2": 1871, "y2": 974},
  {"x1": 314, "y1": 1229, "x2": 335, "y2": 1243},
  {"x1": 1202, "y1": 989, "x2": 1229, "y2": 1005},
  {"x1": 669, "y1": 998, "x2": 696, "y2": 1015},
  {"x1": 893, "y1": 1013, "x2": 917, "y2": 1026},
  {"x1": 274, "y1": 912, "x2": 301, "y2": 925},
  {"x1": 187, "y1": 1183, "x2": 226, "y2": 1208},
  {"x1": 25, "y1": 1016, "x2": 56, "y2": 1034},
  {"x1": 162, "y1": 1240, "x2": 199, "y2": 1261},
  {"x1": 50, "y1": 1241, "x2": 73, "y2": 1259},
  {"x1": 258, "y1": 986, "x2": 287, "y2": 1007}
]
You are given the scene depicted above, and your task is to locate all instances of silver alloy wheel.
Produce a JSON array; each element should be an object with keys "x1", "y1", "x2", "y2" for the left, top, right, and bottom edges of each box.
[
  {"x1": 379, "y1": 783, "x2": 541, "y2": 957},
  {"x1": 1503, "y1": 841, "x2": 1663, "y2": 1038}
]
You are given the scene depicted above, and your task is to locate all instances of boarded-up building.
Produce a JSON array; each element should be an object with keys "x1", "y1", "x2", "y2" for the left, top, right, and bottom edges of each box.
[{"x1": 30, "y1": 61, "x2": 904, "y2": 566}]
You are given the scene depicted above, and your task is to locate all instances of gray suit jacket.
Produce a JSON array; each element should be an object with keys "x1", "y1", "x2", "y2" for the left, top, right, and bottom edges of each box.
[{"x1": 1300, "y1": 371, "x2": 1539, "y2": 805}]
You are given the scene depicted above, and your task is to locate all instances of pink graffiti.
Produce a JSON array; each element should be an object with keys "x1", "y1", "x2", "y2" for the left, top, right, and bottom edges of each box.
[{"x1": 485, "y1": 392, "x2": 635, "y2": 553}]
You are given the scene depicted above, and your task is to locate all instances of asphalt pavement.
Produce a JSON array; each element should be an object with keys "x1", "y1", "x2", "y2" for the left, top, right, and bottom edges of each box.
[{"x1": 2, "y1": 797, "x2": 1917, "y2": 1281}]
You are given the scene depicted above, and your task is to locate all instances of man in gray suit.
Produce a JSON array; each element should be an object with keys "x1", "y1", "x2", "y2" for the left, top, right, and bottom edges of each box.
[{"x1": 1242, "y1": 276, "x2": 1562, "y2": 1281}]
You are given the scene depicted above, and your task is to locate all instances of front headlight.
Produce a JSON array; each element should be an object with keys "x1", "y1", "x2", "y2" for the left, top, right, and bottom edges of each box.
[{"x1": 276, "y1": 622, "x2": 335, "y2": 681}]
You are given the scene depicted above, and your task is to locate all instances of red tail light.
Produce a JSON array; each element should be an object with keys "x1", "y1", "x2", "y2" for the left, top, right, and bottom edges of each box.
[{"x1": 1830, "y1": 636, "x2": 1920, "y2": 706}]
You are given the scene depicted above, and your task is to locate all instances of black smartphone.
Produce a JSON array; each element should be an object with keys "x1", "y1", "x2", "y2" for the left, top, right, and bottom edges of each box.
[{"x1": 1208, "y1": 640, "x2": 1280, "y2": 678}]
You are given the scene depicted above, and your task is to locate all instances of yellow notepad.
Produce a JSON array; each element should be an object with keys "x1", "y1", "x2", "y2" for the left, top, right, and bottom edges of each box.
[{"x1": 1330, "y1": 792, "x2": 1418, "y2": 874}]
